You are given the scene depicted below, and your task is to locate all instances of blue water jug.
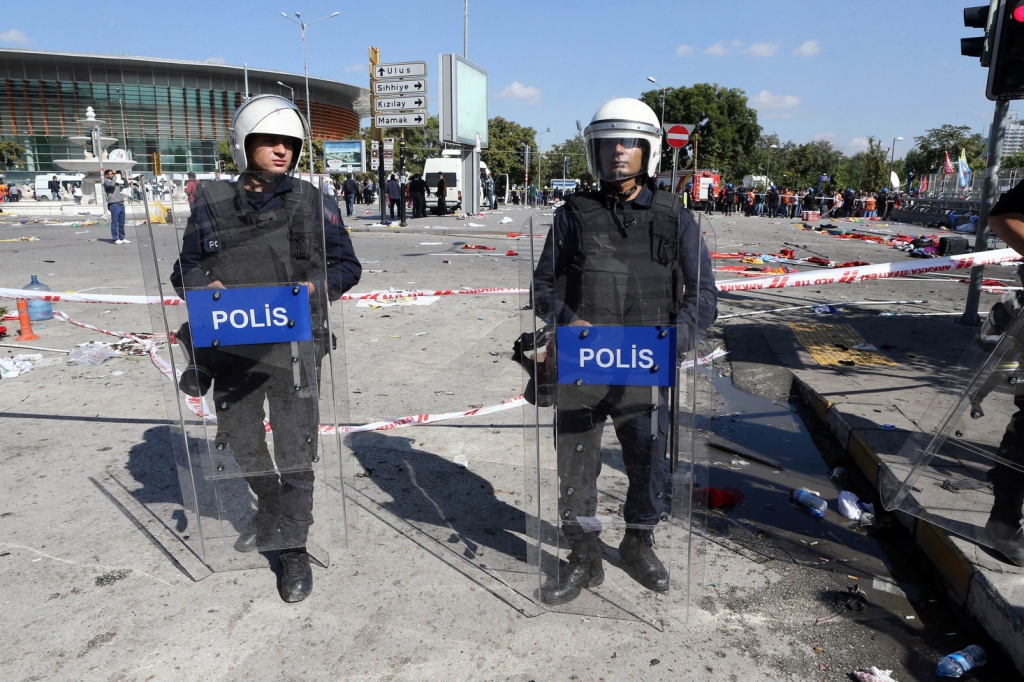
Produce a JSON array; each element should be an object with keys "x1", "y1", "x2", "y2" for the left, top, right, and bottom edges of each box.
[{"x1": 23, "y1": 274, "x2": 54, "y2": 321}]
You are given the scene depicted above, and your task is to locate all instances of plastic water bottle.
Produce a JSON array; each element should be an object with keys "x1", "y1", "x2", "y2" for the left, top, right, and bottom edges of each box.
[
  {"x1": 936, "y1": 645, "x2": 987, "y2": 677},
  {"x1": 791, "y1": 488, "x2": 827, "y2": 518},
  {"x1": 23, "y1": 274, "x2": 53, "y2": 321}
]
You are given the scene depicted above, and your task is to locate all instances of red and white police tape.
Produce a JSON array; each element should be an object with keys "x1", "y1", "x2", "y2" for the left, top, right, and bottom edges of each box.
[
  {"x1": 713, "y1": 248, "x2": 1022, "y2": 292},
  {"x1": 3, "y1": 249, "x2": 1021, "y2": 305},
  {"x1": 50, "y1": 310, "x2": 726, "y2": 435}
]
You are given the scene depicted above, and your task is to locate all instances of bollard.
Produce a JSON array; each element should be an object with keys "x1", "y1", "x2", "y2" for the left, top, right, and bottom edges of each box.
[{"x1": 15, "y1": 299, "x2": 39, "y2": 341}]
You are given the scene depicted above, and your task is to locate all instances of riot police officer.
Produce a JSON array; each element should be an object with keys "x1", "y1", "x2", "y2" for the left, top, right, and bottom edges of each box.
[
  {"x1": 532, "y1": 98, "x2": 717, "y2": 605},
  {"x1": 172, "y1": 95, "x2": 361, "y2": 602}
]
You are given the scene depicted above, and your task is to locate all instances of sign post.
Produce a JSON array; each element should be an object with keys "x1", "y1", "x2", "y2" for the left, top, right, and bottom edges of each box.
[
  {"x1": 663, "y1": 123, "x2": 694, "y2": 196},
  {"x1": 371, "y1": 53, "x2": 429, "y2": 224}
]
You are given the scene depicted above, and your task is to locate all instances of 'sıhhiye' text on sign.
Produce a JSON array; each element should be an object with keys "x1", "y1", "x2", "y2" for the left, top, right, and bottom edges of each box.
[
  {"x1": 557, "y1": 326, "x2": 677, "y2": 387},
  {"x1": 186, "y1": 285, "x2": 313, "y2": 348}
]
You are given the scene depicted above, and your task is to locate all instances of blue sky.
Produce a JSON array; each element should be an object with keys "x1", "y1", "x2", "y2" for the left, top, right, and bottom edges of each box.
[{"x1": 0, "y1": 0, "x2": 998, "y2": 157}]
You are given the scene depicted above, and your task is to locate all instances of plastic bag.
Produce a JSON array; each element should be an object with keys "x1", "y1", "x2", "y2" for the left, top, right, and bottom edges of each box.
[{"x1": 67, "y1": 342, "x2": 120, "y2": 367}]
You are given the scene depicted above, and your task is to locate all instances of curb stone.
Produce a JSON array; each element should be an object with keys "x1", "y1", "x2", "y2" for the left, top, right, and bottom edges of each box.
[{"x1": 792, "y1": 374, "x2": 1024, "y2": 676}]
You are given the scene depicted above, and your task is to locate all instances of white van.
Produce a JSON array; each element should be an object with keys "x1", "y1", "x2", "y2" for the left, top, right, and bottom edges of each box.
[
  {"x1": 34, "y1": 173, "x2": 85, "y2": 200},
  {"x1": 422, "y1": 151, "x2": 488, "y2": 215}
]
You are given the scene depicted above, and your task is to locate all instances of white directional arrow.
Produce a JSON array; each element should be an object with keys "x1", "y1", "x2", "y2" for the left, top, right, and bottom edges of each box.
[
  {"x1": 373, "y1": 79, "x2": 427, "y2": 95},
  {"x1": 373, "y1": 61, "x2": 428, "y2": 79},
  {"x1": 375, "y1": 113, "x2": 427, "y2": 128},
  {"x1": 374, "y1": 95, "x2": 428, "y2": 112}
]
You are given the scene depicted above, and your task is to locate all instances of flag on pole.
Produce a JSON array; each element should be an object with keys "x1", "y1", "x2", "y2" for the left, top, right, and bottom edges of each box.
[
  {"x1": 957, "y1": 148, "x2": 971, "y2": 190},
  {"x1": 942, "y1": 151, "x2": 955, "y2": 174},
  {"x1": 919, "y1": 175, "x2": 929, "y2": 194}
]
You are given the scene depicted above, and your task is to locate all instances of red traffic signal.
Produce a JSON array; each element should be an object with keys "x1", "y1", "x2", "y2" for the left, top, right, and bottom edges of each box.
[{"x1": 989, "y1": 0, "x2": 1024, "y2": 99}]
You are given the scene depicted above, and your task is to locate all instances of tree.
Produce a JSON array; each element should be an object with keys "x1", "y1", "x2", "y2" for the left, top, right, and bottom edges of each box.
[
  {"x1": 217, "y1": 140, "x2": 236, "y2": 172},
  {"x1": 481, "y1": 116, "x2": 537, "y2": 186},
  {"x1": 837, "y1": 137, "x2": 889, "y2": 192},
  {"x1": 640, "y1": 83, "x2": 761, "y2": 182},
  {"x1": 769, "y1": 139, "x2": 846, "y2": 191},
  {"x1": 0, "y1": 141, "x2": 25, "y2": 169},
  {"x1": 903, "y1": 124, "x2": 986, "y2": 177},
  {"x1": 540, "y1": 133, "x2": 592, "y2": 187},
  {"x1": 1001, "y1": 149, "x2": 1024, "y2": 168}
]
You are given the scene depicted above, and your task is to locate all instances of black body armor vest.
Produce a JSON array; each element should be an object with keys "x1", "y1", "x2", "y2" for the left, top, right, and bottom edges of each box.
[{"x1": 557, "y1": 189, "x2": 684, "y2": 326}]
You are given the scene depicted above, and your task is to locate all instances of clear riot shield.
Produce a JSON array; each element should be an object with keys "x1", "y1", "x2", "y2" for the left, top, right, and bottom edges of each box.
[
  {"x1": 132, "y1": 174, "x2": 352, "y2": 576},
  {"x1": 880, "y1": 303, "x2": 1024, "y2": 561},
  {"x1": 343, "y1": 219, "x2": 540, "y2": 615},
  {"x1": 520, "y1": 205, "x2": 712, "y2": 623}
]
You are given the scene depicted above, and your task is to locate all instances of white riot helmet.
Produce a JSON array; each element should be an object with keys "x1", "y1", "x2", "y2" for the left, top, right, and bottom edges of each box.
[
  {"x1": 228, "y1": 94, "x2": 309, "y2": 173},
  {"x1": 583, "y1": 98, "x2": 662, "y2": 183}
]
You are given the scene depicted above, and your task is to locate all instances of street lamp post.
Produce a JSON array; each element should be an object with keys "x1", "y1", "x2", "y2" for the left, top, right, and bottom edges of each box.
[
  {"x1": 537, "y1": 127, "x2": 552, "y2": 206},
  {"x1": 765, "y1": 143, "x2": 778, "y2": 187},
  {"x1": 277, "y1": 81, "x2": 296, "y2": 102},
  {"x1": 888, "y1": 136, "x2": 904, "y2": 188},
  {"x1": 646, "y1": 76, "x2": 666, "y2": 128},
  {"x1": 281, "y1": 10, "x2": 340, "y2": 176}
]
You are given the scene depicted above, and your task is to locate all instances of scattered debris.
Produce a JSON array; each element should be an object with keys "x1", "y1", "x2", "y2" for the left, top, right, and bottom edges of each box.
[{"x1": 853, "y1": 667, "x2": 899, "y2": 682}]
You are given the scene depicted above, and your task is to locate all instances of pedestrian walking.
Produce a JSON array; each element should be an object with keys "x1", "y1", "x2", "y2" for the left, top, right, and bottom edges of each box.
[
  {"x1": 385, "y1": 174, "x2": 401, "y2": 221},
  {"x1": 185, "y1": 172, "x2": 202, "y2": 205},
  {"x1": 103, "y1": 169, "x2": 128, "y2": 244},
  {"x1": 436, "y1": 174, "x2": 447, "y2": 216},
  {"x1": 48, "y1": 175, "x2": 61, "y2": 202},
  {"x1": 342, "y1": 173, "x2": 359, "y2": 217},
  {"x1": 409, "y1": 173, "x2": 427, "y2": 218}
]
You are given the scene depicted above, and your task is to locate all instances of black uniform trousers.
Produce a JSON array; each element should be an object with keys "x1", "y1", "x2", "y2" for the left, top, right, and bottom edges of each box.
[
  {"x1": 989, "y1": 393, "x2": 1024, "y2": 520},
  {"x1": 411, "y1": 191, "x2": 426, "y2": 218},
  {"x1": 212, "y1": 342, "x2": 320, "y2": 547},
  {"x1": 556, "y1": 384, "x2": 671, "y2": 542}
]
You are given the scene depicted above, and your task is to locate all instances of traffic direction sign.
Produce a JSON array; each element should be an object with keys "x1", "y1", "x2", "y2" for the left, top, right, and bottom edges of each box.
[
  {"x1": 374, "y1": 95, "x2": 428, "y2": 112},
  {"x1": 375, "y1": 113, "x2": 427, "y2": 127},
  {"x1": 373, "y1": 61, "x2": 428, "y2": 79},
  {"x1": 373, "y1": 79, "x2": 427, "y2": 95},
  {"x1": 664, "y1": 123, "x2": 694, "y2": 148}
]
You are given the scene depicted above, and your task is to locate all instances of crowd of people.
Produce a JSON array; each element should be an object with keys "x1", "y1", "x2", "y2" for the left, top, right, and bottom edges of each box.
[{"x1": 684, "y1": 183, "x2": 905, "y2": 220}]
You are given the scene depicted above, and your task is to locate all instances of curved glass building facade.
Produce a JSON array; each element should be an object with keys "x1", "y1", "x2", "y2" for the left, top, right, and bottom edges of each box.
[{"x1": 0, "y1": 49, "x2": 369, "y2": 174}]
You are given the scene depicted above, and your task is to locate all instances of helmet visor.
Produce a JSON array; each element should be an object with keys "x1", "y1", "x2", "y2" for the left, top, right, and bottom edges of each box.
[{"x1": 588, "y1": 137, "x2": 650, "y2": 182}]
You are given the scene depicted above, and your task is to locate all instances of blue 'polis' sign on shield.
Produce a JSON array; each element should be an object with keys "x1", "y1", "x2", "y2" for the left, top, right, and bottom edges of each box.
[
  {"x1": 557, "y1": 326, "x2": 676, "y2": 387},
  {"x1": 186, "y1": 285, "x2": 313, "y2": 348}
]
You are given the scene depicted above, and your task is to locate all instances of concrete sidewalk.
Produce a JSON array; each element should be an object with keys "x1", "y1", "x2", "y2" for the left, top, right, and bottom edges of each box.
[{"x1": 735, "y1": 313, "x2": 1024, "y2": 674}]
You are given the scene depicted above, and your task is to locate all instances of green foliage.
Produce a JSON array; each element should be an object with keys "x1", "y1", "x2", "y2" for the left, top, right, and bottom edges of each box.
[
  {"x1": 903, "y1": 124, "x2": 985, "y2": 177},
  {"x1": 1002, "y1": 149, "x2": 1024, "y2": 169},
  {"x1": 640, "y1": 83, "x2": 760, "y2": 182},
  {"x1": 297, "y1": 138, "x2": 325, "y2": 174},
  {"x1": 838, "y1": 137, "x2": 890, "y2": 192},
  {"x1": 0, "y1": 141, "x2": 26, "y2": 169},
  {"x1": 539, "y1": 133, "x2": 592, "y2": 187},
  {"x1": 481, "y1": 116, "x2": 537, "y2": 185},
  {"x1": 356, "y1": 116, "x2": 444, "y2": 176},
  {"x1": 216, "y1": 140, "x2": 237, "y2": 172},
  {"x1": 767, "y1": 139, "x2": 847, "y2": 191}
]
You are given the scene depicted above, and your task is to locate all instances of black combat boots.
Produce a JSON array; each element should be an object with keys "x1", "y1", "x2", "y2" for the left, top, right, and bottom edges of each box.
[
  {"x1": 619, "y1": 528, "x2": 669, "y2": 592},
  {"x1": 233, "y1": 510, "x2": 281, "y2": 553},
  {"x1": 540, "y1": 534, "x2": 604, "y2": 605},
  {"x1": 279, "y1": 548, "x2": 313, "y2": 603}
]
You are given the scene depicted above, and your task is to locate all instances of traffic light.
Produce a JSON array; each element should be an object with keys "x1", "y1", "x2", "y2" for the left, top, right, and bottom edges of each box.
[
  {"x1": 563, "y1": 156, "x2": 570, "y2": 179},
  {"x1": 963, "y1": 3, "x2": 996, "y2": 63},
  {"x1": 217, "y1": 159, "x2": 225, "y2": 173},
  {"x1": 519, "y1": 144, "x2": 531, "y2": 167},
  {"x1": 152, "y1": 152, "x2": 162, "y2": 176},
  {"x1": 84, "y1": 137, "x2": 94, "y2": 156},
  {"x1": 989, "y1": 0, "x2": 1024, "y2": 99}
]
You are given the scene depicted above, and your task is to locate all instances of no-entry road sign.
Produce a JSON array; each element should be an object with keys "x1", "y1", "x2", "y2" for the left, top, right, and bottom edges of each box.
[{"x1": 664, "y1": 123, "x2": 694, "y2": 149}]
